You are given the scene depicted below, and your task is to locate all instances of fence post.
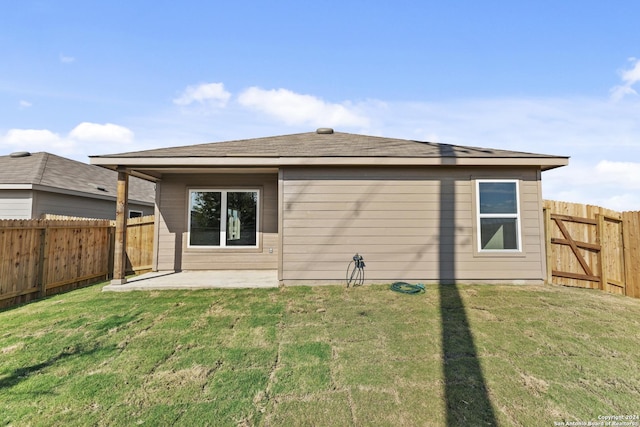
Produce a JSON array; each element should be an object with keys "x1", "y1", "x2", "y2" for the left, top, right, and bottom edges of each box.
[
  {"x1": 622, "y1": 211, "x2": 640, "y2": 298},
  {"x1": 618, "y1": 216, "x2": 627, "y2": 296},
  {"x1": 36, "y1": 226, "x2": 49, "y2": 298},
  {"x1": 107, "y1": 225, "x2": 115, "y2": 280},
  {"x1": 544, "y1": 207, "x2": 552, "y2": 284}
]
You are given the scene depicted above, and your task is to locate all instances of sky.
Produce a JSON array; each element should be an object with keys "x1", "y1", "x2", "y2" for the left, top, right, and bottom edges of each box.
[{"x1": 1, "y1": 1, "x2": 639, "y2": 210}]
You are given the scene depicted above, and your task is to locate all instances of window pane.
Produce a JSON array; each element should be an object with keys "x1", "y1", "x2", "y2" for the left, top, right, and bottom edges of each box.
[
  {"x1": 479, "y1": 182, "x2": 517, "y2": 214},
  {"x1": 226, "y1": 192, "x2": 257, "y2": 246},
  {"x1": 480, "y1": 218, "x2": 518, "y2": 250},
  {"x1": 190, "y1": 192, "x2": 221, "y2": 246}
]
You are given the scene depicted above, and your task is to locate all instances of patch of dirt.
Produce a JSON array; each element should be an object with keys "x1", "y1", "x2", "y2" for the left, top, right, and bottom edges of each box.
[
  {"x1": 470, "y1": 306, "x2": 500, "y2": 321},
  {"x1": 1, "y1": 342, "x2": 24, "y2": 354},
  {"x1": 244, "y1": 326, "x2": 272, "y2": 348},
  {"x1": 466, "y1": 289, "x2": 479, "y2": 297},
  {"x1": 206, "y1": 302, "x2": 225, "y2": 315},
  {"x1": 520, "y1": 373, "x2": 549, "y2": 397},
  {"x1": 148, "y1": 365, "x2": 213, "y2": 390},
  {"x1": 286, "y1": 299, "x2": 309, "y2": 314}
]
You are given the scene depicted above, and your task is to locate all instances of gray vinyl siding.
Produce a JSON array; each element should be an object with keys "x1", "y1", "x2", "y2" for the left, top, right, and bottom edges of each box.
[
  {"x1": 33, "y1": 191, "x2": 153, "y2": 220},
  {"x1": 155, "y1": 173, "x2": 278, "y2": 271},
  {"x1": 0, "y1": 189, "x2": 153, "y2": 220},
  {"x1": 0, "y1": 190, "x2": 33, "y2": 219},
  {"x1": 281, "y1": 166, "x2": 545, "y2": 284}
]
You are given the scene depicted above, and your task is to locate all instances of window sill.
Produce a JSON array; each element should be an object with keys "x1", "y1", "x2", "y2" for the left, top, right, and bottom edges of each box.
[
  {"x1": 474, "y1": 249, "x2": 526, "y2": 258},
  {"x1": 185, "y1": 247, "x2": 263, "y2": 254}
]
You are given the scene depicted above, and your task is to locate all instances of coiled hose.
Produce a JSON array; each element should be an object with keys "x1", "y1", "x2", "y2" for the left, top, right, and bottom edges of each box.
[{"x1": 390, "y1": 282, "x2": 425, "y2": 294}]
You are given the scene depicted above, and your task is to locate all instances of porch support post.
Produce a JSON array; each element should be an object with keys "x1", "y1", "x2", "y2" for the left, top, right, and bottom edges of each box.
[
  {"x1": 277, "y1": 168, "x2": 284, "y2": 286},
  {"x1": 112, "y1": 168, "x2": 129, "y2": 285}
]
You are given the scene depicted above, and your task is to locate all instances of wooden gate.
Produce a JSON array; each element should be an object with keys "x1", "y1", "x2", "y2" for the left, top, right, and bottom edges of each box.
[{"x1": 544, "y1": 201, "x2": 626, "y2": 295}]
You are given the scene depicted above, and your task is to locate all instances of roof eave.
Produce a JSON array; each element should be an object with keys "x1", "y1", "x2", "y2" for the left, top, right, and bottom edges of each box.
[
  {"x1": 0, "y1": 183, "x2": 34, "y2": 190},
  {"x1": 90, "y1": 156, "x2": 568, "y2": 169}
]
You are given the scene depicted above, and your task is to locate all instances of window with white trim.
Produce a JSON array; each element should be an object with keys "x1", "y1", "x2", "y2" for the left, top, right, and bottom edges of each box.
[
  {"x1": 188, "y1": 189, "x2": 259, "y2": 248},
  {"x1": 476, "y1": 180, "x2": 521, "y2": 251}
]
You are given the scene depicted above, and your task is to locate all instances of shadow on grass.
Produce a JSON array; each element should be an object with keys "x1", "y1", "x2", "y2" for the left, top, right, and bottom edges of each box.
[
  {"x1": 439, "y1": 284, "x2": 497, "y2": 425},
  {"x1": 0, "y1": 345, "x2": 107, "y2": 390}
]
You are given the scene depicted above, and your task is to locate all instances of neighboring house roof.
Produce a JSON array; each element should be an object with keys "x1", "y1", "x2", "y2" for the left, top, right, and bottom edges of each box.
[
  {"x1": 90, "y1": 129, "x2": 569, "y2": 179},
  {"x1": 0, "y1": 152, "x2": 154, "y2": 204}
]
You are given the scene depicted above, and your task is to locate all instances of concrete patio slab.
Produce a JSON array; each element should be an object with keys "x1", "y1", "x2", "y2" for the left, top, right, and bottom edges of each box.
[{"x1": 102, "y1": 270, "x2": 279, "y2": 292}]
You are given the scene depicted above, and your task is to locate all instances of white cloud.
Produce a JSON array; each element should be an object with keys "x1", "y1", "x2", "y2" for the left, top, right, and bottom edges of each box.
[
  {"x1": 610, "y1": 58, "x2": 640, "y2": 101},
  {"x1": 1, "y1": 122, "x2": 136, "y2": 160},
  {"x1": 1, "y1": 128, "x2": 78, "y2": 156},
  {"x1": 4, "y1": 129, "x2": 61, "y2": 145},
  {"x1": 59, "y1": 53, "x2": 75, "y2": 63},
  {"x1": 173, "y1": 82, "x2": 231, "y2": 107},
  {"x1": 610, "y1": 85, "x2": 637, "y2": 101},
  {"x1": 621, "y1": 57, "x2": 640, "y2": 85},
  {"x1": 542, "y1": 159, "x2": 640, "y2": 212},
  {"x1": 237, "y1": 86, "x2": 370, "y2": 127},
  {"x1": 595, "y1": 160, "x2": 640, "y2": 189},
  {"x1": 69, "y1": 122, "x2": 134, "y2": 143},
  {"x1": 19, "y1": 100, "x2": 32, "y2": 109}
]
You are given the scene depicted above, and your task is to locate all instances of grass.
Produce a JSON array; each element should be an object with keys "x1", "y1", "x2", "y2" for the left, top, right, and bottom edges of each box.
[{"x1": 1, "y1": 283, "x2": 640, "y2": 426}]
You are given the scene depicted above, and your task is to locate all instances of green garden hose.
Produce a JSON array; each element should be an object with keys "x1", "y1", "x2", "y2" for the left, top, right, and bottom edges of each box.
[{"x1": 390, "y1": 282, "x2": 425, "y2": 294}]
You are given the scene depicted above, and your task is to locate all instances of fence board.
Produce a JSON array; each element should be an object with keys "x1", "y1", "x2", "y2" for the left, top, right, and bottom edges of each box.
[
  {"x1": 0, "y1": 216, "x2": 155, "y2": 309},
  {"x1": 0, "y1": 229, "x2": 9, "y2": 297},
  {"x1": 125, "y1": 216, "x2": 155, "y2": 273},
  {"x1": 623, "y1": 211, "x2": 640, "y2": 299}
]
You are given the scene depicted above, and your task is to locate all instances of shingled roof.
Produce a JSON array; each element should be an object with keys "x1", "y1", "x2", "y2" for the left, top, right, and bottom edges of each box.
[
  {"x1": 90, "y1": 130, "x2": 568, "y2": 180},
  {"x1": 0, "y1": 152, "x2": 154, "y2": 203},
  {"x1": 92, "y1": 131, "x2": 563, "y2": 159}
]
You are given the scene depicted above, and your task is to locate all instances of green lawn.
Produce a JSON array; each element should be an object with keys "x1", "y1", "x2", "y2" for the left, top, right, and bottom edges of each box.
[{"x1": 1, "y1": 282, "x2": 639, "y2": 426}]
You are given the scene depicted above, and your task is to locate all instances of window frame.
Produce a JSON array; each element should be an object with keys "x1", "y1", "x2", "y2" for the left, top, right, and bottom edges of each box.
[
  {"x1": 475, "y1": 179, "x2": 522, "y2": 253},
  {"x1": 187, "y1": 188, "x2": 260, "y2": 249}
]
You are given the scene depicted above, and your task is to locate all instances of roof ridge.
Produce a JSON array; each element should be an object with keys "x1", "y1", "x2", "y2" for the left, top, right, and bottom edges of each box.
[{"x1": 34, "y1": 152, "x2": 49, "y2": 184}]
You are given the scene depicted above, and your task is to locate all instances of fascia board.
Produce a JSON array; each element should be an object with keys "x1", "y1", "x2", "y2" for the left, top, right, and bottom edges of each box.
[
  {"x1": 0, "y1": 184, "x2": 34, "y2": 190},
  {"x1": 90, "y1": 156, "x2": 569, "y2": 169}
]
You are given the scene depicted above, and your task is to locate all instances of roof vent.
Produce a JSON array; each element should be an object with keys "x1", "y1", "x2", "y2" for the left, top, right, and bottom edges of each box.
[
  {"x1": 10, "y1": 151, "x2": 31, "y2": 158},
  {"x1": 90, "y1": 183, "x2": 108, "y2": 192},
  {"x1": 316, "y1": 128, "x2": 334, "y2": 134}
]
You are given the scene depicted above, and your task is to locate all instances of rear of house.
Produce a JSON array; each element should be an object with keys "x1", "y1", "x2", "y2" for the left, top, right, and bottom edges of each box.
[{"x1": 91, "y1": 129, "x2": 568, "y2": 285}]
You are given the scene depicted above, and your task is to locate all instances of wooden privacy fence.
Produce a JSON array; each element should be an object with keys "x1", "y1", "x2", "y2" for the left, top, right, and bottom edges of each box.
[
  {"x1": 0, "y1": 215, "x2": 154, "y2": 308},
  {"x1": 544, "y1": 200, "x2": 640, "y2": 299}
]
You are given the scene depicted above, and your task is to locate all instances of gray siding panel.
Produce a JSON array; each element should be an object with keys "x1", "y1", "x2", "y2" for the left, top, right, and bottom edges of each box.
[
  {"x1": 33, "y1": 191, "x2": 154, "y2": 220},
  {"x1": 0, "y1": 189, "x2": 153, "y2": 220},
  {"x1": 0, "y1": 190, "x2": 32, "y2": 219},
  {"x1": 281, "y1": 166, "x2": 545, "y2": 284},
  {"x1": 156, "y1": 173, "x2": 278, "y2": 271}
]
